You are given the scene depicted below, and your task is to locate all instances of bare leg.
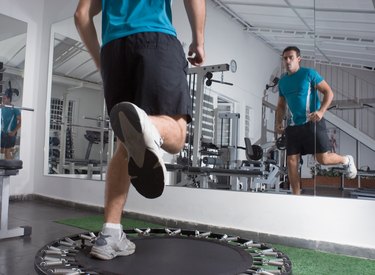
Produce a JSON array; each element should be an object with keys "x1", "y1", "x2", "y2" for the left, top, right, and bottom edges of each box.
[
  {"x1": 287, "y1": 154, "x2": 301, "y2": 195},
  {"x1": 104, "y1": 142, "x2": 131, "y2": 224},
  {"x1": 104, "y1": 114, "x2": 186, "y2": 223},
  {"x1": 92, "y1": 113, "x2": 188, "y2": 259},
  {"x1": 315, "y1": 152, "x2": 347, "y2": 165},
  {"x1": 91, "y1": 141, "x2": 136, "y2": 260},
  {"x1": 149, "y1": 115, "x2": 187, "y2": 154},
  {"x1": 4, "y1": 148, "x2": 13, "y2": 160}
]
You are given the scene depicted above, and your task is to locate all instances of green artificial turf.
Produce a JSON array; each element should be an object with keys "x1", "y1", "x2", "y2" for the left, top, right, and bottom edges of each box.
[
  {"x1": 273, "y1": 244, "x2": 375, "y2": 275},
  {"x1": 56, "y1": 215, "x2": 375, "y2": 275}
]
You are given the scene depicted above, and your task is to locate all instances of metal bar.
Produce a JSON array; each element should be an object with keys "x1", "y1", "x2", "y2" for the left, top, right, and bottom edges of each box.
[{"x1": 0, "y1": 104, "x2": 34, "y2": 111}]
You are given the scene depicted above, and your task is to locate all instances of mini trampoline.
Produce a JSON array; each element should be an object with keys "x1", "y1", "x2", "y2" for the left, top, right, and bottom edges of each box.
[{"x1": 34, "y1": 228, "x2": 292, "y2": 275}]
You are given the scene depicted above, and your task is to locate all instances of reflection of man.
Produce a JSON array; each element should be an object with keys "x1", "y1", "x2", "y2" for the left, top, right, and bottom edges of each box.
[
  {"x1": 275, "y1": 46, "x2": 357, "y2": 195},
  {"x1": 1, "y1": 89, "x2": 21, "y2": 159}
]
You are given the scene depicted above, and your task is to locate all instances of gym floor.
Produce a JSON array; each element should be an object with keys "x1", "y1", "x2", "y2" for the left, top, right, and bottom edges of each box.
[
  {"x1": 0, "y1": 199, "x2": 100, "y2": 275},
  {"x1": 0, "y1": 187, "x2": 358, "y2": 275}
]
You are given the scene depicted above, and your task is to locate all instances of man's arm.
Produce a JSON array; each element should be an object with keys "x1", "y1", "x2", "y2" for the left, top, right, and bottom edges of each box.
[
  {"x1": 74, "y1": 0, "x2": 102, "y2": 69},
  {"x1": 309, "y1": 80, "x2": 334, "y2": 122},
  {"x1": 9, "y1": 114, "x2": 21, "y2": 137},
  {"x1": 183, "y1": 0, "x2": 206, "y2": 66},
  {"x1": 316, "y1": 80, "x2": 334, "y2": 114},
  {"x1": 275, "y1": 96, "x2": 286, "y2": 134}
]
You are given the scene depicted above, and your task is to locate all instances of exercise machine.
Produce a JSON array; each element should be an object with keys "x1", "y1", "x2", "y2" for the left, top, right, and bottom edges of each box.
[{"x1": 0, "y1": 102, "x2": 33, "y2": 240}]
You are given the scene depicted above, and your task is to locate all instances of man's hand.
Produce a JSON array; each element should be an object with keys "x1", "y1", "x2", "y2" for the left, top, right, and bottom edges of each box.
[
  {"x1": 187, "y1": 43, "x2": 205, "y2": 66},
  {"x1": 275, "y1": 123, "x2": 285, "y2": 135},
  {"x1": 184, "y1": 0, "x2": 205, "y2": 67},
  {"x1": 8, "y1": 131, "x2": 16, "y2": 137},
  {"x1": 308, "y1": 110, "x2": 324, "y2": 122}
]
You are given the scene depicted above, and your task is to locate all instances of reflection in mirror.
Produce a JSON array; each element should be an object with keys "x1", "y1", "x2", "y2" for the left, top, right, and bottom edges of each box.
[
  {"x1": 0, "y1": 14, "x2": 27, "y2": 160},
  {"x1": 47, "y1": 33, "x2": 111, "y2": 180},
  {"x1": 168, "y1": 1, "x2": 316, "y2": 195},
  {"x1": 311, "y1": 1, "x2": 375, "y2": 198}
]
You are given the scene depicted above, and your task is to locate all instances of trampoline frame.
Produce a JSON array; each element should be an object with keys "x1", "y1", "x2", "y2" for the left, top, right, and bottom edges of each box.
[{"x1": 34, "y1": 228, "x2": 292, "y2": 275}]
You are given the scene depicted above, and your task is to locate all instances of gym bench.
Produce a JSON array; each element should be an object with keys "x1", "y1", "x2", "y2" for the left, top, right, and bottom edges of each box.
[{"x1": 0, "y1": 159, "x2": 32, "y2": 240}]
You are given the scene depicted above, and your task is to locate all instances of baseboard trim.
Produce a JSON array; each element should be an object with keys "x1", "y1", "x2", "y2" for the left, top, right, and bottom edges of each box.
[{"x1": 13, "y1": 194, "x2": 375, "y2": 259}]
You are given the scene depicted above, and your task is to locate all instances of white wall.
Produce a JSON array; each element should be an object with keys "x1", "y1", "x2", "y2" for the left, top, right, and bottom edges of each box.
[
  {"x1": 0, "y1": 0, "x2": 45, "y2": 195},
  {"x1": 2, "y1": 0, "x2": 375, "y2": 252}
]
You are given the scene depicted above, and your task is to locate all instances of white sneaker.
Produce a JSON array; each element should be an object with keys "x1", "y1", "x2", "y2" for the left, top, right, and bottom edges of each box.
[
  {"x1": 110, "y1": 102, "x2": 166, "y2": 198},
  {"x1": 344, "y1": 155, "x2": 357, "y2": 179},
  {"x1": 90, "y1": 232, "x2": 136, "y2": 260}
]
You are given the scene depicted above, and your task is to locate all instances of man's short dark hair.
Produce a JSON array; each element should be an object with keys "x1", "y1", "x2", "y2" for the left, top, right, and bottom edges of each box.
[
  {"x1": 3, "y1": 88, "x2": 13, "y2": 102},
  {"x1": 282, "y1": 46, "x2": 301, "y2": 57}
]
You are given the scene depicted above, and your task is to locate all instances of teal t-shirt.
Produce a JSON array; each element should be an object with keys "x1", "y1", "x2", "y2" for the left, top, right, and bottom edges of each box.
[
  {"x1": 278, "y1": 67, "x2": 324, "y2": 126},
  {"x1": 1, "y1": 107, "x2": 20, "y2": 133},
  {"x1": 101, "y1": 0, "x2": 177, "y2": 46}
]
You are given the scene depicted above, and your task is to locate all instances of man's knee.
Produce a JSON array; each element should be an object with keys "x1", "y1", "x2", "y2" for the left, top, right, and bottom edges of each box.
[
  {"x1": 287, "y1": 155, "x2": 299, "y2": 167},
  {"x1": 287, "y1": 155, "x2": 301, "y2": 174},
  {"x1": 315, "y1": 153, "x2": 329, "y2": 164}
]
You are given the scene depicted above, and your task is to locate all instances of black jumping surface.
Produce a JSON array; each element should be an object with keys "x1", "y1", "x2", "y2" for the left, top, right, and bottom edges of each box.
[{"x1": 76, "y1": 236, "x2": 253, "y2": 275}]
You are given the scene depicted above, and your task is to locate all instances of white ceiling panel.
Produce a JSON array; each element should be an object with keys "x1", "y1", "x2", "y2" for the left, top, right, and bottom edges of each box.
[
  {"x1": 315, "y1": 0, "x2": 375, "y2": 10},
  {"x1": 222, "y1": 0, "x2": 289, "y2": 7},
  {"x1": 212, "y1": 0, "x2": 375, "y2": 70}
]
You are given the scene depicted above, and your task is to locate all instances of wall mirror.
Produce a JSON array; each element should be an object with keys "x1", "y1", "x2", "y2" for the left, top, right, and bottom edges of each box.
[
  {"x1": 0, "y1": 14, "x2": 27, "y2": 160},
  {"x1": 169, "y1": 1, "x2": 317, "y2": 194},
  {"x1": 43, "y1": 1, "x2": 375, "y2": 199},
  {"x1": 45, "y1": 17, "x2": 110, "y2": 180}
]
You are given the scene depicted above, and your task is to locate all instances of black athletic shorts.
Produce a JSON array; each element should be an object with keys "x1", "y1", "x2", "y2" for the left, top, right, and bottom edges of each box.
[
  {"x1": 1, "y1": 132, "x2": 16, "y2": 149},
  {"x1": 100, "y1": 32, "x2": 192, "y2": 123},
  {"x1": 285, "y1": 118, "x2": 331, "y2": 156}
]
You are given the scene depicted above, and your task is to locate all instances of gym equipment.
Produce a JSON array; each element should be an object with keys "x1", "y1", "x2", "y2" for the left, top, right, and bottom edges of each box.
[
  {"x1": 276, "y1": 134, "x2": 287, "y2": 150},
  {"x1": 166, "y1": 163, "x2": 264, "y2": 189},
  {"x1": 188, "y1": 63, "x2": 230, "y2": 167},
  {"x1": 205, "y1": 71, "x2": 234, "y2": 86},
  {"x1": 217, "y1": 112, "x2": 240, "y2": 168},
  {"x1": 242, "y1": 138, "x2": 285, "y2": 193},
  {"x1": 351, "y1": 188, "x2": 375, "y2": 200},
  {"x1": 2, "y1": 80, "x2": 20, "y2": 101},
  {"x1": 265, "y1": 76, "x2": 279, "y2": 90},
  {"x1": 0, "y1": 104, "x2": 33, "y2": 239},
  {"x1": 247, "y1": 143, "x2": 264, "y2": 161},
  {"x1": 34, "y1": 228, "x2": 292, "y2": 275},
  {"x1": 0, "y1": 159, "x2": 32, "y2": 240},
  {"x1": 332, "y1": 167, "x2": 375, "y2": 198},
  {"x1": 84, "y1": 130, "x2": 109, "y2": 160},
  {"x1": 177, "y1": 64, "x2": 288, "y2": 193}
]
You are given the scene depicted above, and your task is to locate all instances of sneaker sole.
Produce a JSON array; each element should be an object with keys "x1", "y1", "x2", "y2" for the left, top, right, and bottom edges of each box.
[
  {"x1": 90, "y1": 245, "x2": 135, "y2": 260},
  {"x1": 110, "y1": 102, "x2": 165, "y2": 199}
]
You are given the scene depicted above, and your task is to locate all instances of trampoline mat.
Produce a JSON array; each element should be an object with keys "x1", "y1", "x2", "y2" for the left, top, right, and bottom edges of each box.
[{"x1": 76, "y1": 236, "x2": 253, "y2": 275}]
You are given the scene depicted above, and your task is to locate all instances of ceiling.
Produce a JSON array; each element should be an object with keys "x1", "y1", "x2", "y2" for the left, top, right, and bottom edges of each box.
[
  {"x1": 1, "y1": 0, "x2": 375, "y2": 87},
  {"x1": 0, "y1": 14, "x2": 27, "y2": 74},
  {"x1": 53, "y1": 0, "x2": 375, "y2": 85},
  {"x1": 214, "y1": 0, "x2": 375, "y2": 70}
]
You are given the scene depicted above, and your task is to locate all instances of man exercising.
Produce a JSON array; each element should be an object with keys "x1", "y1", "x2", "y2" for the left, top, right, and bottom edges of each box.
[
  {"x1": 275, "y1": 46, "x2": 357, "y2": 195},
  {"x1": 1, "y1": 89, "x2": 21, "y2": 160},
  {"x1": 75, "y1": 0, "x2": 205, "y2": 260}
]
